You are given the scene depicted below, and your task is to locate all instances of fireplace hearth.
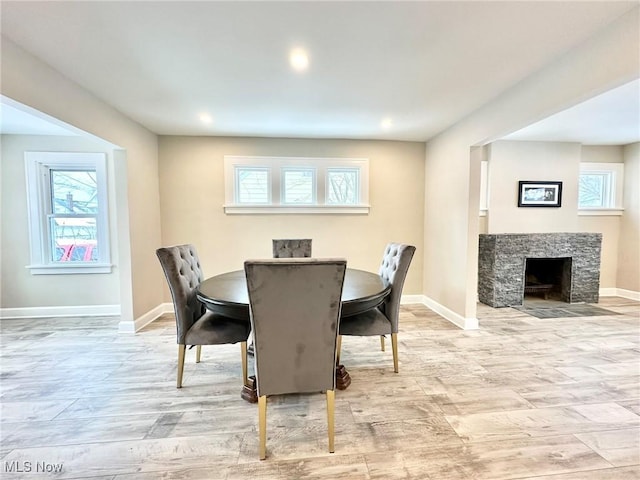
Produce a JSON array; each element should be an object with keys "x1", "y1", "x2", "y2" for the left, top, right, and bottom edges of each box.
[{"x1": 478, "y1": 233, "x2": 602, "y2": 308}]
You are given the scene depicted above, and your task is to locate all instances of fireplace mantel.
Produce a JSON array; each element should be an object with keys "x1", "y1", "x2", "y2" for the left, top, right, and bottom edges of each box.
[{"x1": 478, "y1": 233, "x2": 602, "y2": 308}]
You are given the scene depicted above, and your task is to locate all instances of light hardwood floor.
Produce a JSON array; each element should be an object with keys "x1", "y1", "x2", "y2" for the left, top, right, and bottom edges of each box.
[{"x1": 1, "y1": 298, "x2": 639, "y2": 479}]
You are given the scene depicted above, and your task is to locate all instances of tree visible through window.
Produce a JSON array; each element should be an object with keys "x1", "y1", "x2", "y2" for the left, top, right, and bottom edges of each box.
[
  {"x1": 327, "y1": 168, "x2": 358, "y2": 204},
  {"x1": 224, "y1": 155, "x2": 369, "y2": 213},
  {"x1": 283, "y1": 168, "x2": 314, "y2": 204},
  {"x1": 50, "y1": 169, "x2": 99, "y2": 262},
  {"x1": 578, "y1": 163, "x2": 623, "y2": 211},
  {"x1": 578, "y1": 173, "x2": 607, "y2": 208},
  {"x1": 236, "y1": 167, "x2": 270, "y2": 204}
]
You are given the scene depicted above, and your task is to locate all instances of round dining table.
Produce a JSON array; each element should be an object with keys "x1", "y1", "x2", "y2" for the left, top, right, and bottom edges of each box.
[
  {"x1": 196, "y1": 268, "x2": 390, "y2": 399},
  {"x1": 197, "y1": 268, "x2": 390, "y2": 321}
]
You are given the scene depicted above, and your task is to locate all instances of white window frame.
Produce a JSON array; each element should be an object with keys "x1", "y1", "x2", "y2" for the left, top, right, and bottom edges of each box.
[
  {"x1": 224, "y1": 156, "x2": 370, "y2": 214},
  {"x1": 578, "y1": 163, "x2": 624, "y2": 216},
  {"x1": 25, "y1": 152, "x2": 112, "y2": 274}
]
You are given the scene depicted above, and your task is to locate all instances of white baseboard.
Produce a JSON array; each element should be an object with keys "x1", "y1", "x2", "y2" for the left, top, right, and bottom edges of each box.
[
  {"x1": 401, "y1": 294, "x2": 425, "y2": 304},
  {"x1": 600, "y1": 288, "x2": 640, "y2": 301},
  {"x1": 420, "y1": 295, "x2": 479, "y2": 330},
  {"x1": 119, "y1": 302, "x2": 173, "y2": 333},
  {"x1": 0, "y1": 304, "x2": 120, "y2": 320}
]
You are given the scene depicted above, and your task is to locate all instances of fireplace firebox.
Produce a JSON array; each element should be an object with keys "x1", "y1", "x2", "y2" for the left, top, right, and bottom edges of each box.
[{"x1": 524, "y1": 257, "x2": 572, "y2": 301}]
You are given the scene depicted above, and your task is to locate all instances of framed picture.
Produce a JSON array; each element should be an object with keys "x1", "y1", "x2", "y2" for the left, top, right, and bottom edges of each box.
[{"x1": 518, "y1": 181, "x2": 562, "y2": 207}]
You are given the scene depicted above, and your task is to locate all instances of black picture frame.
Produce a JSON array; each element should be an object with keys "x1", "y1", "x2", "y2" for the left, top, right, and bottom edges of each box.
[{"x1": 518, "y1": 181, "x2": 562, "y2": 207}]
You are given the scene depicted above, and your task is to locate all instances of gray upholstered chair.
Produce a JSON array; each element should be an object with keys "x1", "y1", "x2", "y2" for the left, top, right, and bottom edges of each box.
[
  {"x1": 156, "y1": 244, "x2": 250, "y2": 388},
  {"x1": 244, "y1": 258, "x2": 346, "y2": 460},
  {"x1": 338, "y1": 243, "x2": 416, "y2": 373},
  {"x1": 246, "y1": 238, "x2": 314, "y2": 358},
  {"x1": 272, "y1": 238, "x2": 312, "y2": 258}
]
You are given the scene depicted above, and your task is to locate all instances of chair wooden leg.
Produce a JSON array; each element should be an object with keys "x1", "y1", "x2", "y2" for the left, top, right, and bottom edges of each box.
[
  {"x1": 336, "y1": 335, "x2": 342, "y2": 365},
  {"x1": 177, "y1": 344, "x2": 186, "y2": 388},
  {"x1": 258, "y1": 395, "x2": 267, "y2": 460},
  {"x1": 241, "y1": 341, "x2": 248, "y2": 386},
  {"x1": 391, "y1": 333, "x2": 399, "y2": 373},
  {"x1": 195, "y1": 345, "x2": 202, "y2": 363},
  {"x1": 326, "y1": 389, "x2": 335, "y2": 453},
  {"x1": 380, "y1": 335, "x2": 385, "y2": 351}
]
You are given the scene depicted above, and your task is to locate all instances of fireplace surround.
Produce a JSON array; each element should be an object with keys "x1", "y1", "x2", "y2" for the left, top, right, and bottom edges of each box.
[{"x1": 478, "y1": 233, "x2": 602, "y2": 308}]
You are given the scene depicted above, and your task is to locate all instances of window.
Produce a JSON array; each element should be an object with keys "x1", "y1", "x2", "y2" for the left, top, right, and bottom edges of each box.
[
  {"x1": 224, "y1": 156, "x2": 369, "y2": 214},
  {"x1": 282, "y1": 167, "x2": 315, "y2": 204},
  {"x1": 578, "y1": 163, "x2": 624, "y2": 215},
  {"x1": 236, "y1": 167, "x2": 270, "y2": 204},
  {"x1": 25, "y1": 152, "x2": 111, "y2": 274},
  {"x1": 327, "y1": 168, "x2": 359, "y2": 205}
]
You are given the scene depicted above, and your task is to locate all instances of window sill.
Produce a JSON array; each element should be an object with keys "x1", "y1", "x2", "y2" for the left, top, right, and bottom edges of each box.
[
  {"x1": 27, "y1": 263, "x2": 113, "y2": 275},
  {"x1": 578, "y1": 208, "x2": 624, "y2": 216},
  {"x1": 224, "y1": 204, "x2": 370, "y2": 215}
]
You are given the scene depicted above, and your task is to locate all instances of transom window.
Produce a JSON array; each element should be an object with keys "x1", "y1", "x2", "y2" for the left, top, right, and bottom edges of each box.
[
  {"x1": 236, "y1": 167, "x2": 270, "y2": 204},
  {"x1": 225, "y1": 156, "x2": 369, "y2": 214},
  {"x1": 282, "y1": 167, "x2": 315, "y2": 204},
  {"x1": 25, "y1": 152, "x2": 111, "y2": 274}
]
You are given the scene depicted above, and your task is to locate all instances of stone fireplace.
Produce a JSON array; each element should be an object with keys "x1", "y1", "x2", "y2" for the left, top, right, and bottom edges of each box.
[{"x1": 478, "y1": 233, "x2": 602, "y2": 308}]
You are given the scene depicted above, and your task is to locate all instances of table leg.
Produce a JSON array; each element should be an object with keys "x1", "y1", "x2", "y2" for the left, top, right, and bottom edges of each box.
[
  {"x1": 336, "y1": 364, "x2": 351, "y2": 390},
  {"x1": 240, "y1": 366, "x2": 351, "y2": 403},
  {"x1": 241, "y1": 375, "x2": 258, "y2": 403}
]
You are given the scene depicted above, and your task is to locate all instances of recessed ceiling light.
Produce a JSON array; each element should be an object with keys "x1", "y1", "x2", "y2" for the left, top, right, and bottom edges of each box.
[
  {"x1": 289, "y1": 48, "x2": 309, "y2": 72},
  {"x1": 199, "y1": 113, "x2": 213, "y2": 124},
  {"x1": 381, "y1": 118, "x2": 393, "y2": 129}
]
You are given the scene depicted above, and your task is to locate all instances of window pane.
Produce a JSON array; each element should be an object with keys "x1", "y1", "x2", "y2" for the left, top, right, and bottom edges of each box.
[
  {"x1": 236, "y1": 167, "x2": 270, "y2": 204},
  {"x1": 283, "y1": 168, "x2": 314, "y2": 204},
  {"x1": 50, "y1": 217, "x2": 98, "y2": 262},
  {"x1": 579, "y1": 173, "x2": 606, "y2": 207},
  {"x1": 327, "y1": 168, "x2": 359, "y2": 204},
  {"x1": 51, "y1": 170, "x2": 98, "y2": 214}
]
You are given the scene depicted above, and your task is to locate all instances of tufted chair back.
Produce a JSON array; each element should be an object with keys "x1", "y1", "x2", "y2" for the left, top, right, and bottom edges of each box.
[
  {"x1": 156, "y1": 244, "x2": 206, "y2": 344},
  {"x1": 378, "y1": 243, "x2": 416, "y2": 333},
  {"x1": 272, "y1": 239, "x2": 312, "y2": 258}
]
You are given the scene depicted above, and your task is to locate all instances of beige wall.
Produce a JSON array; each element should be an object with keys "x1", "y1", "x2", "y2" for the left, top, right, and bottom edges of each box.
[
  {"x1": 158, "y1": 136, "x2": 425, "y2": 295},
  {"x1": 1, "y1": 38, "x2": 162, "y2": 321},
  {"x1": 581, "y1": 145, "x2": 624, "y2": 163},
  {"x1": 486, "y1": 141, "x2": 581, "y2": 234},
  {"x1": 577, "y1": 145, "x2": 624, "y2": 289},
  {"x1": 1, "y1": 135, "x2": 120, "y2": 307},
  {"x1": 618, "y1": 142, "x2": 640, "y2": 291}
]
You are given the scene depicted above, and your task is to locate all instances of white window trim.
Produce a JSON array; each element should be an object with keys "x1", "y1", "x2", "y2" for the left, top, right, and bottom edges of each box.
[
  {"x1": 479, "y1": 160, "x2": 489, "y2": 216},
  {"x1": 578, "y1": 162, "x2": 624, "y2": 216},
  {"x1": 224, "y1": 156, "x2": 370, "y2": 214},
  {"x1": 25, "y1": 152, "x2": 112, "y2": 274}
]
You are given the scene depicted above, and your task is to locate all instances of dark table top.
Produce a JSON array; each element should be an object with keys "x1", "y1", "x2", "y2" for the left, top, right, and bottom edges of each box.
[{"x1": 197, "y1": 268, "x2": 390, "y2": 321}]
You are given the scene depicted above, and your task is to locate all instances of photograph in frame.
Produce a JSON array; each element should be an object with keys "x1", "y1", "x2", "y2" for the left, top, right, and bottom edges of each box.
[{"x1": 518, "y1": 181, "x2": 562, "y2": 207}]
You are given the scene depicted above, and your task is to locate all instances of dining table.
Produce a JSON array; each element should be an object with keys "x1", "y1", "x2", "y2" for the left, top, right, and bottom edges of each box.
[{"x1": 196, "y1": 267, "x2": 390, "y2": 401}]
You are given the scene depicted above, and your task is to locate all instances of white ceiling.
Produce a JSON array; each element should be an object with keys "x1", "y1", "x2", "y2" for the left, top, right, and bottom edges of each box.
[
  {"x1": 1, "y1": 1, "x2": 638, "y2": 143},
  {"x1": 503, "y1": 79, "x2": 640, "y2": 145},
  {"x1": 0, "y1": 100, "x2": 79, "y2": 136}
]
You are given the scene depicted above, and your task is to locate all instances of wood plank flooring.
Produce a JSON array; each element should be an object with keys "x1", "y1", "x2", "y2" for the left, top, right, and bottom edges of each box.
[{"x1": 1, "y1": 297, "x2": 638, "y2": 479}]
